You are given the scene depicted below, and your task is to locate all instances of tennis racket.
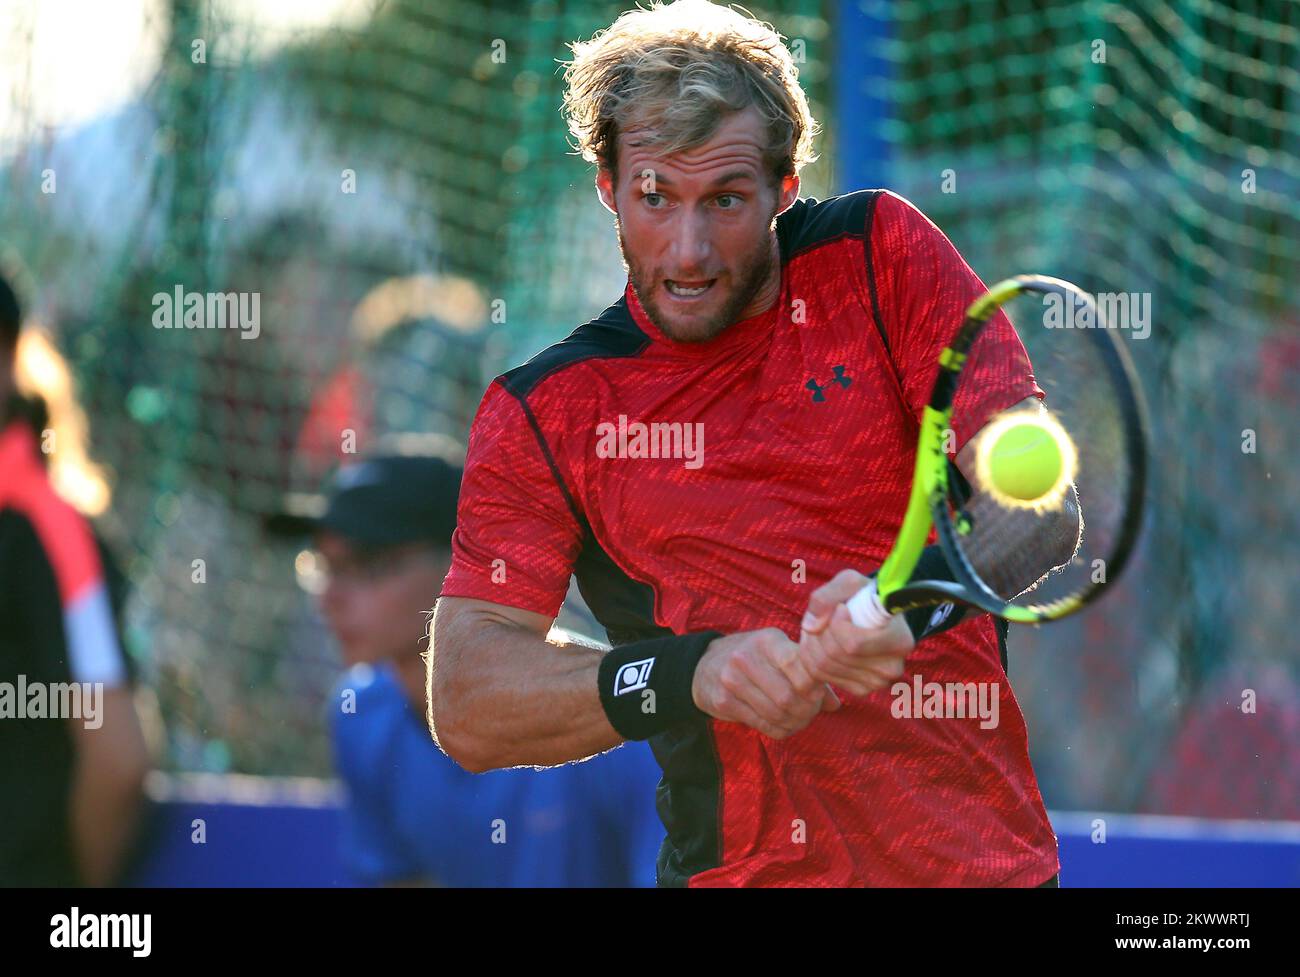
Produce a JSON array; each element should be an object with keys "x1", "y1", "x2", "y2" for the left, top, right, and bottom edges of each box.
[{"x1": 845, "y1": 274, "x2": 1149, "y2": 630}]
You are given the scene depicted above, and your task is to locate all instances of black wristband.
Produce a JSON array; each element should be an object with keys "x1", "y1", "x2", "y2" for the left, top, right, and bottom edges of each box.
[
  {"x1": 597, "y1": 631, "x2": 721, "y2": 741},
  {"x1": 900, "y1": 545, "x2": 971, "y2": 641}
]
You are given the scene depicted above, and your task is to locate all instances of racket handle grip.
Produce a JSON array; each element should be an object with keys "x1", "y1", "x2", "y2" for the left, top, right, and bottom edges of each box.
[{"x1": 846, "y1": 579, "x2": 893, "y2": 630}]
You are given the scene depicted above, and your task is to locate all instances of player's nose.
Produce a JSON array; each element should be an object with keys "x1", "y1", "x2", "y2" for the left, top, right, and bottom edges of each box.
[{"x1": 667, "y1": 210, "x2": 713, "y2": 270}]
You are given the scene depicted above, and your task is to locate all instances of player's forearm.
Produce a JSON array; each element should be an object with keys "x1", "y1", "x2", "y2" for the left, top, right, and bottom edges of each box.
[
  {"x1": 965, "y1": 484, "x2": 1082, "y2": 599},
  {"x1": 68, "y1": 690, "x2": 150, "y2": 886},
  {"x1": 429, "y1": 604, "x2": 624, "y2": 771},
  {"x1": 70, "y1": 761, "x2": 145, "y2": 886}
]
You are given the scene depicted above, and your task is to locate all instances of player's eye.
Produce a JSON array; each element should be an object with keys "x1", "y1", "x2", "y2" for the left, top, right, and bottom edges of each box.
[
  {"x1": 643, "y1": 192, "x2": 666, "y2": 208},
  {"x1": 715, "y1": 194, "x2": 742, "y2": 209}
]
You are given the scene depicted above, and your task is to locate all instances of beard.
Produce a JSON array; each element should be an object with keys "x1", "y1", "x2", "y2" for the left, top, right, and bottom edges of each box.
[{"x1": 617, "y1": 219, "x2": 778, "y2": 344}]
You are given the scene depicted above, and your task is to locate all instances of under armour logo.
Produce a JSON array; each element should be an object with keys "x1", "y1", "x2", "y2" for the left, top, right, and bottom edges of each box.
[{"x1": 806, "y1": 365, "x2": 852, "y2": 403}]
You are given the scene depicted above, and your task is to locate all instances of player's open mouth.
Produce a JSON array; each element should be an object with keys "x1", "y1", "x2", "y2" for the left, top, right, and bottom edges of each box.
[{"x1": 665, "y1": 279, "x2": 716, "y2": 299}]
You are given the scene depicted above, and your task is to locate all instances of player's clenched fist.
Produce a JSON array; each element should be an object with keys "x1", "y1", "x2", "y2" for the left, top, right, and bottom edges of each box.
[
  {"x1": 800, "y1": 569, "x2": 915, "y2": 697},
  {"x1": 692, "y1": 628, "x2": 841, "y2": 740}
]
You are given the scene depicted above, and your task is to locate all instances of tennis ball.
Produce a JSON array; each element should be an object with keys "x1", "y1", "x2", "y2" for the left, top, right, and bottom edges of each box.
[{"x1": 986, "y1": 421, "x2": 1064, "y2": 502}]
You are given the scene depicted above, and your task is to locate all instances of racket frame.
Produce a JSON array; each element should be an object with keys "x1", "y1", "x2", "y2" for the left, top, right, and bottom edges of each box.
[{"x1": 869, "y1": 274, "x2": 1149, "y2": 626}]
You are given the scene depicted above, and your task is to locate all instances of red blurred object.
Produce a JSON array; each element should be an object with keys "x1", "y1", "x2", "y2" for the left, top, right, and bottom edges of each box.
[
  {"x1": 1143, "y1": 667, "x2": 1300, "y2": 820},
  {"x1": 293, "y1": 365, "x2": 373, "y2": 485}
]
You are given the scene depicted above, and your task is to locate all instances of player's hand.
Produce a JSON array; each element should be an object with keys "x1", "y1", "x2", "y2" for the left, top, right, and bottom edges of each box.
[
  {"x1": 692, "y1": 628, "x2": 841, "y2": 740},
  {"x1": 799, "y1": 569, "x2": 915, "y2": 696}
]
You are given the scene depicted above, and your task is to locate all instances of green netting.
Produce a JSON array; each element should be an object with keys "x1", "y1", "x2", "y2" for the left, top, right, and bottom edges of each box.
[
  {"x1": 0, "y1": 0, "x2": 831, "y2": 776},
  {"x1": 874, "y1": 0, "x2": 1300, "y2": 815}
]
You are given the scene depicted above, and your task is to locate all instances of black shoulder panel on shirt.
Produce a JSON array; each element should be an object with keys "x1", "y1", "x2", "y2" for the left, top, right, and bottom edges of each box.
[
  {"x1": 498, "y1": 296, "x2": 651, "y2": 400},
  {"x1": 776, "y1": 189, "x2": 878, "y2": 262}
]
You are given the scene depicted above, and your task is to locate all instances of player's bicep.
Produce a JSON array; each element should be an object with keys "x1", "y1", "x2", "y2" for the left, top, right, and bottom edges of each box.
[
  {"x1": 434, "y1": 594, "x2": 552, "y2": 640},
  {"x1": 871, "y1": 192, "x2": 1040, "y2": 442},
  {"x1": 432, "y1": 595, "x2": 606, "y2": 665},
  {"x1": 872, "y1": 192, "x2": 991, "y2": 410}
]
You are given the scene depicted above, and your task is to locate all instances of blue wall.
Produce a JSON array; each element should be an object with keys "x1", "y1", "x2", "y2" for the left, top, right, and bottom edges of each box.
[
  {"x1": 128, "y1": 796, "x2": 353, "y2": 887},
  {"x1": 1053, "y1": 812, "x2": 1300, "y2": 888},
  {"x1": 127, "y1": 787, "x2": 1300, "y2": 887}
]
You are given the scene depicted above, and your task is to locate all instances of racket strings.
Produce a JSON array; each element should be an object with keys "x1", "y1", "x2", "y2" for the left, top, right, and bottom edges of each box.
[{"x1": 950, "y1": 294, "x2": 1141, "y2": 612}]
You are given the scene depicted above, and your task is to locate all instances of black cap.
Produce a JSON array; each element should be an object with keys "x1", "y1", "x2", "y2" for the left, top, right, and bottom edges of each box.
[{"x1": 268, "y1": 452, "x2": 463, "y2": 547}]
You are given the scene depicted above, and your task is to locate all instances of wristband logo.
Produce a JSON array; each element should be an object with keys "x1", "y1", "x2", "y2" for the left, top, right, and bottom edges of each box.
[{"x1": 613, "y1": 658, "x2": 654, "y2": 696}]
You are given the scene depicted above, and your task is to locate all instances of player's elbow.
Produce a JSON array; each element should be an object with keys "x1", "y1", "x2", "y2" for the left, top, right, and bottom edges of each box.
[
  {"x1": 427, "y1": 627, "x2": 500, "y2": 774},
  {"x1": 427, "y1": 669, "x2": 493, "y2": 773},
  {"x1": 429, "y1": 596, "x2": 559, "y2": 773},
  {"x1": 429, "y1": 691, "x2": 501, "y2": 774},
  {"x1": 432, "y1": 721, "x2": 495, "y2": 774}
]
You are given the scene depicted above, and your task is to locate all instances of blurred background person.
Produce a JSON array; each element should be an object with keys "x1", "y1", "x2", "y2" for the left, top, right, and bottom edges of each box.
[
  {"x1": 274, "y1": 439, "x2": 664, "y2": 886},
  {"x1": 293, "y1": 271, "x2": 491, "y2": 489},
  {"x1": 0, "y1": 265, "x2": 152, "y2": 886}
]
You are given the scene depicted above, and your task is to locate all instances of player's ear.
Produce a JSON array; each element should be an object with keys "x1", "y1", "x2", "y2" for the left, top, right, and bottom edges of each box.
[
  {"x1": 596, "y1": 167, "x2": 617, "y2": 215},
  {"x1": 776, "y1": 173, "x2": 800, "y2": 216}
]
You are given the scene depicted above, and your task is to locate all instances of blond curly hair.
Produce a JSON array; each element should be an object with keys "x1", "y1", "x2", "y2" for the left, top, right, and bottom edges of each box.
[{"x1": 561, "y1": 0, "x2": 819, "y2": 183}]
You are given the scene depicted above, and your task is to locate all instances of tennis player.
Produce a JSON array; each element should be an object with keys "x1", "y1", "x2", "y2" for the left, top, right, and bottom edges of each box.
[{"x1": 431, "y1": 0, "x2": 1077, "y2": 887}]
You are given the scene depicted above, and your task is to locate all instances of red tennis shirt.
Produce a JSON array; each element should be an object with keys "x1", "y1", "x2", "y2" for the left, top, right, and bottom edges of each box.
[{"x1": 442, "y1": 189, "x2": 1059, "y2": 887}]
